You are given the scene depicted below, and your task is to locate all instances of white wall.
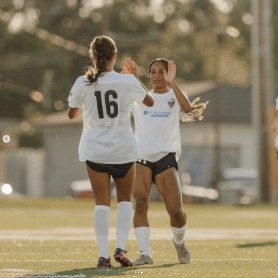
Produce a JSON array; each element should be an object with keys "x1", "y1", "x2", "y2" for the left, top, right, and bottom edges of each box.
[{"x1": 2, "y1": 149, "x2": 45, "y2": 196}]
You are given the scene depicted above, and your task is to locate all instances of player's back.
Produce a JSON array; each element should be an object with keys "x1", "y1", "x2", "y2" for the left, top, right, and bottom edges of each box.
[
  {"x1": 81, "y1": 71, "x2": 139, "y2": 131},
  {"x1": 74, "y1": 71, "x2": 147, "y2": 163}
]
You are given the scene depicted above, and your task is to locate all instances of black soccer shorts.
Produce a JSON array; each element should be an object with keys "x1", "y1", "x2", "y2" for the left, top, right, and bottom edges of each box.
[
  {"x1": 86, "y1": 160, "x2": 134, "y2": 179},
  {"x1": 136, "y1": 152, "x2": 178, "y2": 183}
]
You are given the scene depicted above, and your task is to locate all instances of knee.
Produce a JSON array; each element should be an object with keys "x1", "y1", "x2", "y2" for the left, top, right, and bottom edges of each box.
[
  {"x1": 134, "y1": 197, "x2": 149, "y2": 215},
  {"x1": 170, "y1": 207, "x2": 186, "y2": 222}
]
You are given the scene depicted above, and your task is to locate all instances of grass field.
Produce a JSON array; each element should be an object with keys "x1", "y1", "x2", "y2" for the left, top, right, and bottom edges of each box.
[{"x1": 0, "y1": 197, "x2": 278, "y2": 278}]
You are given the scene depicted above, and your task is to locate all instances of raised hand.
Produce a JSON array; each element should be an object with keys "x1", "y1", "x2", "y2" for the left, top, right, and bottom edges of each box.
[
  {"x1": 121, "y1": 57, "x2": 138, "y2": 77},
  {"x1": 163, "y1": 59, "x2": 176, "y2": 84}
]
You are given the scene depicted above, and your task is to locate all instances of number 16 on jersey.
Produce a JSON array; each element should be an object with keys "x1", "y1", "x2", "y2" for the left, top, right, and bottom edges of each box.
[{"x1": 95, "y1": 90, "x2": 118, "y2": 119}]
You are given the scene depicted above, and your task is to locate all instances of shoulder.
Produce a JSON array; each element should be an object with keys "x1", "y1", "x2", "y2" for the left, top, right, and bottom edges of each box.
[
  {"x1": 112, "y1": 72, "x2": 138, "y2": 83},
  {"x1": 156, "y1": 89, "x2": 176, "y2": 98},
  {"x1": 73, "y1": 75, "x2": 88, "y2": 87},
  {"x1": 76, "y1": 75, "x2": 88, "y2": 84},
  {"x1": 168, "y1": 88, "x2": 176, "y2": 95},
  {"x1": 168, "y1": 88, "x2": 187, "y2": 99},
  {"x1": 100, "y1": 71, "x2": 132, "y2": 82},
  {"x1": 70, "y1": 75, "x2": 88, "y2": 94}
]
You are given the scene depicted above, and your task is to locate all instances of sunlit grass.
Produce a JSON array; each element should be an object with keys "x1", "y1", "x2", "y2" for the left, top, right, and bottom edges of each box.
[
  {"x1": 1, "y1": 197, "x2": 277, "y2": 229},
  {"x1": 0, "y1": 197, "x2": 278, "y2": 277}
]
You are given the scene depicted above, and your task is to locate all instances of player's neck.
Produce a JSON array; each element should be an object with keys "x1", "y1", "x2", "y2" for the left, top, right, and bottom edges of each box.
[
  {"x1": 104, "y1": 66, "x2": 114, "y2": 72},
  {"x1": 153, "y1": 86, "x2": 170, "y2": 94},
  {"x1": 104, "y1": 60, "x2": 115, "y2": 72}
]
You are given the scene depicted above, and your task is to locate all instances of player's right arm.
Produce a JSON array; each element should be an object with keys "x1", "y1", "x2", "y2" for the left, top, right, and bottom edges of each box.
[
  {"x1": 68, "y1": 107, "x2": 81, "y2": 119},
  {"x1": 67, "y1": 76, "x2": 84, "y2": 119}
]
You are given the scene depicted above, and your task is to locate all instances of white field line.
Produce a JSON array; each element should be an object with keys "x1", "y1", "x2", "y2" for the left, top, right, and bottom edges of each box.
[
  {"x1": 0, "y1": 270, "x2": 84, "y2": 278},
  {"x1": 0, "y1": 228, "x2": 278, "y2": 241}
]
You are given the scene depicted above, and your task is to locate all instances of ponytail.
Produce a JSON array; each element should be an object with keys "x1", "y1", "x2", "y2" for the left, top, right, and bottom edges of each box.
[{"x1": 86, "y1": 36, "x2": 117, "y2": 85}]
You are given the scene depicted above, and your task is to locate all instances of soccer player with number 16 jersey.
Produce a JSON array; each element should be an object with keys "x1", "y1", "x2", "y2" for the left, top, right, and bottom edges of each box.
[{"x1": 67, "y1": 35, "x2": 153, "y2": 268}]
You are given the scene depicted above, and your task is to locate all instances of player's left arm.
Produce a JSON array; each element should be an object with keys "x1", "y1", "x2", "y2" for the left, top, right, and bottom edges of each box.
[{"x1": 165, "y1": 60, "x2": 192, "y2": 113}]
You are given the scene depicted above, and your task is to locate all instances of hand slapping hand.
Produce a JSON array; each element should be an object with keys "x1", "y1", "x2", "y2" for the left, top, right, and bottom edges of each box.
[{"x1": 121, "y1": 57, "x2": 138, "y2": 77}]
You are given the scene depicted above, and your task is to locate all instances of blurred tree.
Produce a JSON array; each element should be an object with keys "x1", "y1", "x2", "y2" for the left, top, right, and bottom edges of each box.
[{"x1": 0, "y1": 0, "x2": 277, "y2": 123}]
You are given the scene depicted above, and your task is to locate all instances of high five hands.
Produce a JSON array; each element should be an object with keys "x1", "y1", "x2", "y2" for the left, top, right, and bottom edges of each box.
[
  {"x1": 121, "y1": 57, "x2": 138, "y2": 77},
  {"x1": 122, "y1": 58, "x2": 177, "y2": 85}
]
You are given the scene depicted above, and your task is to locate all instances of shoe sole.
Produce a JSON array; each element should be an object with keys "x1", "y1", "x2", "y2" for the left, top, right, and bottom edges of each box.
[
  {"x1": 114, "y1": 255, "x2": 133, "y2": 267},
  {"x1": 179, "y1": 258, "x2": 191, "y2": 264},
  {"x1": 97, "y1": 265, "x2": 113, "y2": 268},
  {"x1": 133, "y1": 258, "x2": 153, "y2": 266},
  {"x1": 133, "y1": 261, "x2": 153, "y2": 266}
]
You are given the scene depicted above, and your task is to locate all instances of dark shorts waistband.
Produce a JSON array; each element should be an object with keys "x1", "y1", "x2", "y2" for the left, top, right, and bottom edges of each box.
[
  {"x1": 136, "y1": 153, "x2": 178, "y2": 183},
  {"x1": 86, "y1": 160, "x2": 134, "y2": 179}
]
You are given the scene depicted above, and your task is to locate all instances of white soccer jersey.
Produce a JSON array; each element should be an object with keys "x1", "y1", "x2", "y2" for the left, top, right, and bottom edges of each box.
[
  {"x1": 68, "y1": 71, "x2": 147, "y2": 163},
  {"x1": 133, "y1": 89, "x2": 184, "y2": 162}
]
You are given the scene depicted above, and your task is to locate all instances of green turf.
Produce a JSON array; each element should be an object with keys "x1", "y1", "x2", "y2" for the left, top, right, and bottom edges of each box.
[{"x1": 0, "y1": 197, "x2": 278, "y2": 277}]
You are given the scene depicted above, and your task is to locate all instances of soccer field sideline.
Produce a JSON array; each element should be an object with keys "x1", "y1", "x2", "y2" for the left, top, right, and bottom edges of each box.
[{"x1": 0, "y1": 227, "x2": 278, "y2": 241}]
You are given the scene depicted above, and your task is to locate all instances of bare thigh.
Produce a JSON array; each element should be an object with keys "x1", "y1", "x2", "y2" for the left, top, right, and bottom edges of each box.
[
  {"x1": 133, "y1": 163, "x2": 152, "y2": 201},
  {"x1": 113, "y1": 163, "x2": 136, "y2": 203},
  {"x1": 155, "y1": 168, "x2": 186, "y2": 227},
  {"x1": 86, "y1": 164, "x2": 111, "y2": 206},
  {"x1": 133, "y1": 163, "x2": 153, "y2": 227}
]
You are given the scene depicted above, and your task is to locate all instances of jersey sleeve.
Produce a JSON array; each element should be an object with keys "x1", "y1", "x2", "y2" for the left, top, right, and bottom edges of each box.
[{"x1": 68, "y1": 76, "x2": 86, "y2": 108}]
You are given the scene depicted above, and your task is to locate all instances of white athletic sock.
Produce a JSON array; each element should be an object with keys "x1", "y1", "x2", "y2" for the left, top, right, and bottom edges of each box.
[
  {"x1": 115, "y1": 201, "x2": 133, "y2": 250},
  {"x1": 172, "y1": 225, "x2": 187, "y2": 245},
  {"x1": 135, "y1": 226, "x2": 151, "y2": 256},
  {"x1": 94, "y1": 205, "x2": 110, "y2": 259}
]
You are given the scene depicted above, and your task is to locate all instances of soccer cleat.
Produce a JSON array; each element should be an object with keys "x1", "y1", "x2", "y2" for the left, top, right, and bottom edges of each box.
[
  {"x1": 172, "y1": 239, "x2": 191, "y2": 264},
  {"x1": 133, "y1": 254, "x2": 153, "y2": 266},
  {"x1": 113, "y1": 248, "x2": 133, "y2": 267},
  {"x1": 97, "y1": 257, "x2": 113, "y2": 268}
]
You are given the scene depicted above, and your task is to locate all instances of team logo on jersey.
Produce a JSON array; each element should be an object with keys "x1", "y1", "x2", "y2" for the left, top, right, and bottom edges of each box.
[{"x1": 167, "y1": 98, "x2": 175, "y2": 108}]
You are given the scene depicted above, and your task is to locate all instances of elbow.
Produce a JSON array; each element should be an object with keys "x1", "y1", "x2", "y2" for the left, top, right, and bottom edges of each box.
[
  {"x1": 68, "y1": 110, "x2": 73, "y2": 119},
  {"x1": 143, "y1": 95, "x2": 154, "y2": 107},
  {"x1": 68, "y1": 114, "x2": 74, "y2": 120},
  {"x1": 68, "y1": 108, "x2": 78, "y2": 119},
  {"x1": 146, "y1": 99, "x2": 154, "y2": 107},
  {"x1": 182, "y1": 105, "x2": 193, "y2": 113}
]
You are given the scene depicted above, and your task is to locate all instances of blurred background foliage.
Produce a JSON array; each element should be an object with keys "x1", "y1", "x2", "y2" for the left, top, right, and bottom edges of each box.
[{"x1": 0, "y1": 0, "x2": 277, "y2": 121}]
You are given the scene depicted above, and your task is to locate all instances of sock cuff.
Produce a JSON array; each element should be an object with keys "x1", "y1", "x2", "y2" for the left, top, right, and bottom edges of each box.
[
  {"x1": 95, "y1": 205, "x2": 110, "y2": 211},
  {"x1": 135, "y1": 226, "x2": 150, "y2": 232},
  {"x1": 117, "y1": 201, "x2": 132, "y2": 207},
  {"x1": 135, "y1": 226, "x2": 150, "y2": 237},
  {"x1": 171, "y1": 225, "x2": 187, "y2": 233}
]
